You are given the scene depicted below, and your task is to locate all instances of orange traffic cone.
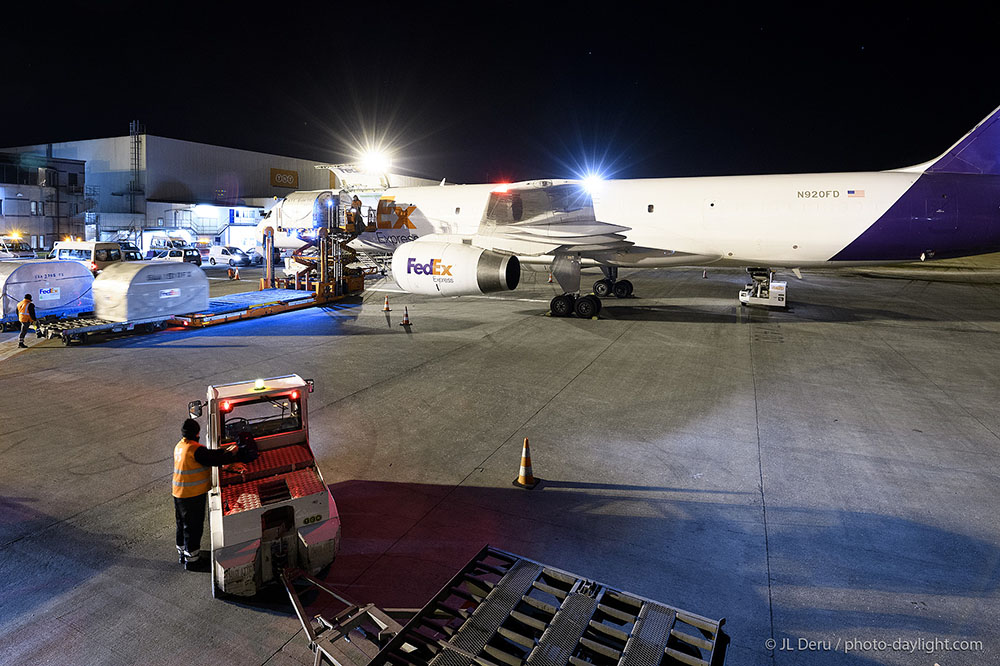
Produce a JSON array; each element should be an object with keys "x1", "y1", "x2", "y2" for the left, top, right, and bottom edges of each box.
[
  {"x1": 382, "y1": 296, "x2": 391, "y2": 311},
  {"x1": 399, "y1": 306, "x2": 411, "y2": 326},
  {"x1": 512, "y1": 438, "x2": 538, "y2": 489},
  {"x1": 547, "y1": 273, "x2": 553, "y2": 284},
  {"x1": 228, "y1": 266, "x2": 240, "y2": 280}
]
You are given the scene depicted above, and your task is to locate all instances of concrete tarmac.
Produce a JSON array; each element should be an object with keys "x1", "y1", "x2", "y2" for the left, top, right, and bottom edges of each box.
[{"x1": 1, "y1": 263, "x2": 998, "y2": 665}]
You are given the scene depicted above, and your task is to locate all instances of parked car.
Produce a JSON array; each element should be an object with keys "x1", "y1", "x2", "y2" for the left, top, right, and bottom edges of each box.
[
  {"x1": 154, "y1": 248, "x2": 203, "y2": 265},
  {"x1": 247, "y1": 246, "x2": 285, "y2": 265},
  {"x1": 207, "y1": 245, "x2": 251, "y2": 266},
  {"x1": 0, "y1": 236, "x2": 36, "y2": 259}
]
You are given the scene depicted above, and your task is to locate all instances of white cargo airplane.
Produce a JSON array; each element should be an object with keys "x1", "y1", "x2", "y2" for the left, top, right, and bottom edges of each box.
[{"x1": 349, "y1": 104, "x2": 1000, "y2": 317}]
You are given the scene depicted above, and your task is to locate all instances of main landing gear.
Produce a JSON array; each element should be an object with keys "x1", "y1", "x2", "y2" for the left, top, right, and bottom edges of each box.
[
  {"x1": 547, "y1": 256, "x2": 629, "y2": 318},
  {"x1": 550, "y1": 293, "x2": 601, "y2": 318},
  {"x1": 592, "y1": 278, "x2": 633, "y2": 298}
]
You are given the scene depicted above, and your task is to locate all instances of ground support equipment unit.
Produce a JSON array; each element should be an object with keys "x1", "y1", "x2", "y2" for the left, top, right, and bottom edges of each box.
[
  {"x1": 188, "y1": 374, "x2": 341, "y2": 598},
  {"x1": 38, "y1": 315, "x2": 172, "y2": 345},
  {"x1": 169, "y1": 288, "x2": 323, "y2": 328},
  {"x1": 284, "y1": 545, "x2": 728, "y2": 666},
  {"x1": 738, "y1": 268, "x2": 786, "y2": 308},
  {"x1": 32, "y1": 288, "x2": 334, "y2": 342}
]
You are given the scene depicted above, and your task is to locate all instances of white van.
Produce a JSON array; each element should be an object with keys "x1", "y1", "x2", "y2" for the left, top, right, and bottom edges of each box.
[
  {"x1": 207, "y1": 245, "x2": 251, "y2": 266},
  {"x1": 51, "y1": 241, "x2": 124, "y2": 274},
  {"x1": 0, "y1": 236, "x2": 35, "y2": 259}
]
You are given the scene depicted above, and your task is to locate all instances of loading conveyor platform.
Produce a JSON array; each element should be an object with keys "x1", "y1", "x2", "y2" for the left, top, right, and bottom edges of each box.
[
  {"x1": 169, "y1": 288, "x2": 321, "y2": 327},
  {"x1": 284, "y1": 546, "x2": 727, "y2": 666}
]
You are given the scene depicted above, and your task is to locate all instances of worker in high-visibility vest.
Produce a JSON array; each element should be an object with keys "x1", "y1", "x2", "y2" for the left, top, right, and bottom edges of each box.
[
  {"x1": 172, "y1": 418, "x2": 251, "y2": 570},
  {"x1": 16, "y1": 293, "x2": 38, "y2": 348}
]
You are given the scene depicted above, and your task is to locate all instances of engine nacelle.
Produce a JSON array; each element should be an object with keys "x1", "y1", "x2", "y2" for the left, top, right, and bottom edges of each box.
[{"x1": 391, "y1": 242, "x2": 520, "y2": 296}]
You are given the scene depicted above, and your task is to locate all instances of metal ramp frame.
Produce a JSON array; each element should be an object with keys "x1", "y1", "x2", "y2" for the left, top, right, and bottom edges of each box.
[{"x1": 287, "y1": 547, "x2": 727, "y2": 666}]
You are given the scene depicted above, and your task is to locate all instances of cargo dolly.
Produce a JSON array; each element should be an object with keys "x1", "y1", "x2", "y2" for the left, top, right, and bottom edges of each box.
[
  {"x1": 35, "y1": 288, "x2": 331, "y2": 344},
  {"x1": 283, "y1": 546, "x2": 727, "y2": 666},
  {"x1": 169, "y1": 288, "x2": 322, "y2": 328},
  {"x1": 38, "y1": 314, "x2": 172, "y2": 345}
]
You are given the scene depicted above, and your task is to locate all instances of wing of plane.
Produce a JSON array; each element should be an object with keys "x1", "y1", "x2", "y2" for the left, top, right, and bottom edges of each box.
[{"x1": 471, "y1": 181, "x2": 633, "y2": 256}]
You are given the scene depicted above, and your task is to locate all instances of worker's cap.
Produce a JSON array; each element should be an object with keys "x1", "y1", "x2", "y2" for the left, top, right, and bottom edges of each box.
[
  {"x1": 181, "y1": 418, "x2": 200, "y2": 439},
  {"x1": 23, "y1": 294, "x2": 32, "y2": 300}
]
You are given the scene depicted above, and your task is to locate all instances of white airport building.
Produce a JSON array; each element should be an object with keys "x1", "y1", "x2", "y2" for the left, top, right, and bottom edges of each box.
[{"x1": 2, "y1": 123, "x2": 433, "y2": 252}]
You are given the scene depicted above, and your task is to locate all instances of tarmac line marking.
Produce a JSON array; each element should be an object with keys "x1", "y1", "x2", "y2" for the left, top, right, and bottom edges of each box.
[{"x1": 748, "y1": 319, "x2": 777, "y2": 658}]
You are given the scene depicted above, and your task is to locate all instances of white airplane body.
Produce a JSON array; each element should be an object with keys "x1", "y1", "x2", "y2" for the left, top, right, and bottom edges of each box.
[{"x1": 341, "y1": 104, "x2": 1000, "y2": 315}]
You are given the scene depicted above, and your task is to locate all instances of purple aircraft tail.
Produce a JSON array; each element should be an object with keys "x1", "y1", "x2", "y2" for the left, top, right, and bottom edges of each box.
[{"x1": 926, "y1": 104, "x2": 1000, "y2": 175}]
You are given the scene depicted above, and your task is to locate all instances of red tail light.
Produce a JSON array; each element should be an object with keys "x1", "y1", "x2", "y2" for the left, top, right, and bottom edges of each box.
[
  {"x1": 221, "y1": 400, "x2": 232, "y2": 412},
  {"x1": 89, "y1": 261, "x2": 97, "y2": 271},
  {"x1": 290, "y1": 391, "x2": 298, "y2": 400}
]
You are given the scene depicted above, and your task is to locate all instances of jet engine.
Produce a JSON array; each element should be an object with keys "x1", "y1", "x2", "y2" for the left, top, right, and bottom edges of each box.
[{"x1": 391, "y1": 242, "x2": 520, "y2": 296}]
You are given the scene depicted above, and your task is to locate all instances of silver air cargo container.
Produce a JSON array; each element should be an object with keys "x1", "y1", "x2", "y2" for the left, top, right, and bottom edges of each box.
[
  {"x1": 0, "y1": 260, "x2": 95, "y2": 325},
  {"x1": 94, "y1": 261, "x2": 209, "y2": 322}
]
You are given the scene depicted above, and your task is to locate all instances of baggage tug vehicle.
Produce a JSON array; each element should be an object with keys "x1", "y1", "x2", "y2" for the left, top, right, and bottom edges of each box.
[{"x1": 188, "y1": 374, "x2": 341, "y2": 597}]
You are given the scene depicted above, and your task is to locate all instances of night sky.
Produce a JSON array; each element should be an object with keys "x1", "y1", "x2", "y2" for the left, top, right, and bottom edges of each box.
[{"x1": 2, "y1": 2, "x2": 998, "y2": 183}]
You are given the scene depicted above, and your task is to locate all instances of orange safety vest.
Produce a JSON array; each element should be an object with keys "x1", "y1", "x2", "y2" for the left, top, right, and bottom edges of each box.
[
  {"x1": 172, "y1": 438, "x2": 212, "y2": 498},
  {"x1": 17, "y1": 299, "x2": 33, "y2": 323}
]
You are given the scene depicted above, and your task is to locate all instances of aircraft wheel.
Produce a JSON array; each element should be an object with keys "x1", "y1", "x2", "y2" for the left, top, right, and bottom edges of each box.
[
  {"x1": 619, "y1": 280, "x2": 634, "y2": 297},
  {"x1": 210, "y1": 258, "x2": 216, "y2": 265},
  {"x1": 550, "y1": 294, "x2": 575, "y2": 317},
  {"x1": 613, "y1": 280, "x2": 632, "y2": 298},
  {"x1": 593, "y1": 279, "x2": 613, "y2": 297},
  {"x1": 574, "y1": 295, "x2": 600, "y2": 318}
]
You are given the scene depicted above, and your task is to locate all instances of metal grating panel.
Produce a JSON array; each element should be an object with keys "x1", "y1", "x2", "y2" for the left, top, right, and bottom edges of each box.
[
  {"x1": 526, "y1": 593, "x2": 598, "y2": 666},
  {"x1": 221, "y1": 467, "x2": 325, "y2": 514},
  {"x1": 620, "y1": 603, "x2": 677, "y2": 666},
  {"x1": 360, "y1": 547, "x2": 727, "y2": 666},
  {"x1": 220, "y1": 444, "x2": 313, "y2": 485},
  {"x1": 429, "y1": 647, "x2": 476, "y2": 666},
  {"x1": 449, "y1": 560, "x2": 543, "y2": 654}
]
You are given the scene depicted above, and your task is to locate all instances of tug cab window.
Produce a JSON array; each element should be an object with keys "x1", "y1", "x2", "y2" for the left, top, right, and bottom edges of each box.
[{"x1": 220, "y1": 394, "x2": 303, "y2": 442}]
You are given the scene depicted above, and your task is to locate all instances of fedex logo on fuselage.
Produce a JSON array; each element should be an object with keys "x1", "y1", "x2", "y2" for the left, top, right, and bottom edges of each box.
[{"x1": 407, "y1": 258, "x2": 452, "y2": 276}]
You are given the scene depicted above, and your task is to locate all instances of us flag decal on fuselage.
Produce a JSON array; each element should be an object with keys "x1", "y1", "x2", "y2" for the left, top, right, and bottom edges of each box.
[{"x1": 847, "y1": 189, "x2": 866, "y2": 197}]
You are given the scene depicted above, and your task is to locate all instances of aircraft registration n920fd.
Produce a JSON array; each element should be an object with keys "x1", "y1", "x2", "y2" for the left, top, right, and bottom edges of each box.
[{"x1": 350, "y1": 104, "x2": 1000, "y2": 317}]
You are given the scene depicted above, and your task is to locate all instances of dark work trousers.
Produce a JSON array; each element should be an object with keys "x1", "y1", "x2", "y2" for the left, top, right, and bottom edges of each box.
[
  {"x1": 19, "y1": 321, "x2": 32, "y2": 342},
  {"x1": 174, "y1": 494, "x2": 208, "y2": 557}
]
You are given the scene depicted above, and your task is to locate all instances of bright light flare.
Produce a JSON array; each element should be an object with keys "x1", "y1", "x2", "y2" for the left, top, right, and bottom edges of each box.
[
  {"x1": 359, "y1": 150, "x2": 391, "y2": 174},
  {"x1": 581, "y1": 173, "x2": 605, "y2": 194}
]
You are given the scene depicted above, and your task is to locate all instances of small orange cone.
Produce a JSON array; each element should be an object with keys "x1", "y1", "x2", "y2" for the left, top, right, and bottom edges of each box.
[
  {"x1": 547, "y1": 273, "x2": 553, "y2": 284},
  {"x1": 228, "y1": 266, "x2": 240, "y2": 280},
  {"x1": 399, "y1": 306, "x2": 411, "y2": 326},
  {"x1": 512, "y1": 438, "x2": 538, "y2": 489},
  {"x1": 382, "y1": 296, "x2": 391, "y2": 311}
]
